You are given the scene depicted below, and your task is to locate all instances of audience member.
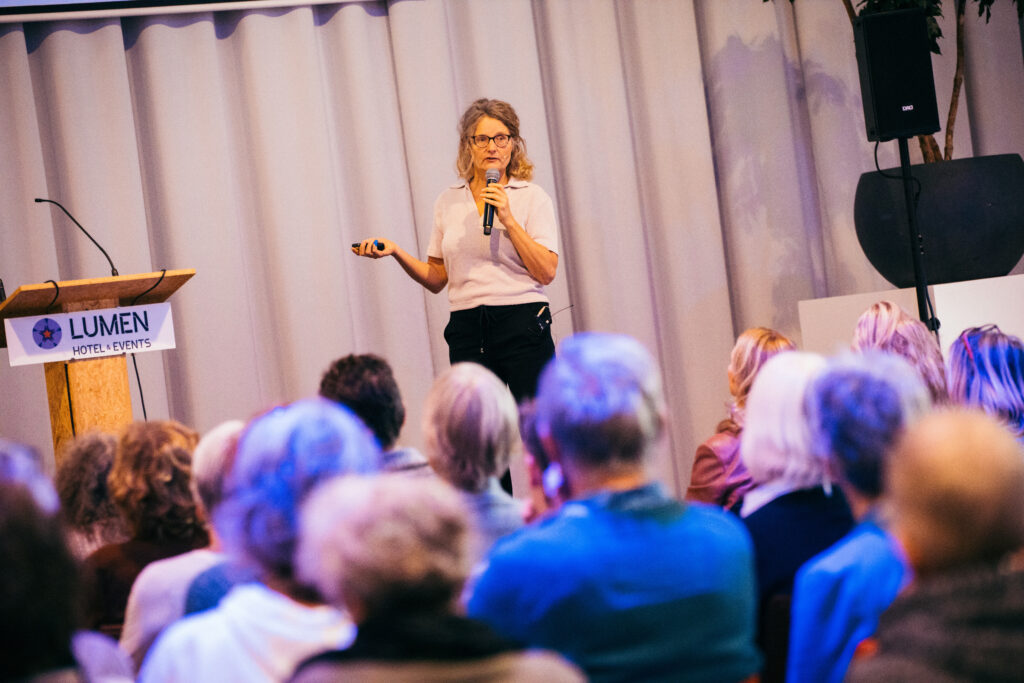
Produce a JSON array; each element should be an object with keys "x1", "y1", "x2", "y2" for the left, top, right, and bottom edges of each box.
[
  {"x1": 0, "y1": 438, "x2": 59, "y2": 514},
  {"x1": 0, "y1": 441, "x2": 132, "y2": 682},
  {"x1": 947, "y1": 324, "x2": 1024, "y2": 442},
  {"x1": 468, "y1": 332, "x2": 761, "y2": 683},
  {"x1": 739, "y1": 351, "x2": 854, "y2": 682},
  {"x1": 83, "y1": 420, "x2": 209, "y2": 639},
  {"x1": 319, "y1": 353, "x2": 432, "y2": 476},
  {"x1": 422, "y1": 363, "x2": 524, "y2": 557},
  {"x1": 1, "y1": 481, "x2": 87, "y2": 681},
  {"x1": 289, "y1": 475, "x2": 583, "y2": 682},
  {"x1": 851, "y1": 300, "x2": 947, "y2": 404},
  {"x1": 787, "y1": 352, "x2": 930, "y2": 683},
  {"x1": 140, "y1": 398, "x2": 381, "y2": 682},
  {"x1": 55, "y1": 432, "x2": 130, "y2": 559},
  {"x1": 518, "y1": 399, "x2": 567, "y2": 522},
  {"x1": 120, "y1": 419, "x2": 245, "y2": 671},
  {"x1": 847, "y1": 410, "x2": 1024, "y2": 681},
  {"x1": 687, "y1": 326, "x2": 795, "y2": 509}
]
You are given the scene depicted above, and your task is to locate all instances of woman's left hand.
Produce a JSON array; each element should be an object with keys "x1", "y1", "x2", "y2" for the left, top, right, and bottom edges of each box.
[{"x1": 480, "y1": 182, "x2": 513, "y2": 228}]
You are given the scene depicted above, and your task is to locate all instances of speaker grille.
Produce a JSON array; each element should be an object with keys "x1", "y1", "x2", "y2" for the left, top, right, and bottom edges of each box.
[{"x1": 854, "y1": 9, "x2": 940, "y2": 142}]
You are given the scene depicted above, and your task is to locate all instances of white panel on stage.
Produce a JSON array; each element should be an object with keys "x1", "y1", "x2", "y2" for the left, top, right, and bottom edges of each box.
[{"x1": 799, "y1": 274, "x2": 1024, "y2": 357}]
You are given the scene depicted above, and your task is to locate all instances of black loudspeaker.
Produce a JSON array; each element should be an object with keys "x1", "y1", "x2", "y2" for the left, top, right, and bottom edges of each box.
[{"x1": 854, "y1": 9, "x2": 940, "y2": 142}]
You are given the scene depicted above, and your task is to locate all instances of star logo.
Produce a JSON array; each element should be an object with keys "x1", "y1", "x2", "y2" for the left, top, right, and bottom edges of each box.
[{"x1": 32, "y1": 318, "x2": 62, "y2": 350}]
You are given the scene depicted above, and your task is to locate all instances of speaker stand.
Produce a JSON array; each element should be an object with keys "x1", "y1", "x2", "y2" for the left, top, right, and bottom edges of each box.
[{"x1": 897, "y1": 136, "x2": 939, "y2": 333}]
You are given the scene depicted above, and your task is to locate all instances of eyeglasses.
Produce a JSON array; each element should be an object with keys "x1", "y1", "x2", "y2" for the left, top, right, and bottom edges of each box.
[
  {"x1": 468, "y1": 134, "x2": 511, "y2": 149},
  {"x1": 960, "y1": 324, "x2": 1003, "y2": 364}
]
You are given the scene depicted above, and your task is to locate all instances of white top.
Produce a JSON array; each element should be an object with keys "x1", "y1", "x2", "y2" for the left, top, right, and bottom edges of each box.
[
  {"x1": 428, "y1": 178, "x2": 559, "y2": 311},
  {"x1": 139, "y1": 582, "x2": 354, "y2": 683},
  {"x1": 120, "y1": 548, "x2": 225, "y2": 671}
]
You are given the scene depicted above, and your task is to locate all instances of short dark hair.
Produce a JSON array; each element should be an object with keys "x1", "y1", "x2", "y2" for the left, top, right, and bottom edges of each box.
[
  {"x1": 56, "y1": 432, "x2": 123, "y2": 537},
  {"x1": 0, "y1": 482, "x2": 80, "y2": 678},
  {"x1": 319, "y1": 354, "x2": 405, "y2": 450}
]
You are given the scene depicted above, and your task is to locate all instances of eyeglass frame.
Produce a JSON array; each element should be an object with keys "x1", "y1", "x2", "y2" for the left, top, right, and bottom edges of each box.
[
  {"x1": 467, "y1": 133, "x2": 513, "y2": 149},
  {"x1": 959, "y1": 323, "x2": 1004, "y2": 365}
]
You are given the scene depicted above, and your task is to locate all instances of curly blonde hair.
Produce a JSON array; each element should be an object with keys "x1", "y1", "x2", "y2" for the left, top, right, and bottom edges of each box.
[
  {"x1": 852, "y1": 301, "x2": 948, "y2": 404},
  {"x1": 726, "y1": 327, "x2": 796, "y2": 427},
  {"x1": 455, "y1": 98, "x2": 534, "y2": 182},
  {"x1": 108, "y1": 421, "x2": 207, "y2": 545}
]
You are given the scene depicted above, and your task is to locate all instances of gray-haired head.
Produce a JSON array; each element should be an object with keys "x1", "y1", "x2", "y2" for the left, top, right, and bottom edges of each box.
[
  {"x1": 740, "y1": 351, "x2": 829, "y2": 488},
  {"x1": 535, "y1": 332, "x2": 665, "y2": 469},
  {"x1": 296, "y1": 475, "x2": 470, "y2": 620},
  {"x1": 422, "y1": 363, "x2": 519, "y2": 492},
  {"x1": 216, "y1": 398, "x2": 381, "y2": 580},
  {"x1": 191, "y1": 420, "x2": 245, "y2": 526}
]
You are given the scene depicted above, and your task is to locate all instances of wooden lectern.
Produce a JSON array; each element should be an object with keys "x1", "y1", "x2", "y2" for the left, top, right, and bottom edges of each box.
[{"x1": 0, "y1": 270, "x2": 194, "y2": 459}]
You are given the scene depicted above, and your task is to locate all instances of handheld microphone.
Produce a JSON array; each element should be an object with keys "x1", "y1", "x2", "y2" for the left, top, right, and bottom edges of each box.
[
  {"x1": 351, "y1": 240, "x2": 385, "y2": 250},
  {"x1": 35, "y1": 198, "x2": 119, "y2": 277},
  {"x1": 483, "y1": 169, "x2": 500, "y2": 236}
]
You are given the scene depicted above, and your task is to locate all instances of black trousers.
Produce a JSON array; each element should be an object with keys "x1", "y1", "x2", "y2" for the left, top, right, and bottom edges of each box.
[{"x1": 444, "y1": 301, "x2": 555, "y2": 403}]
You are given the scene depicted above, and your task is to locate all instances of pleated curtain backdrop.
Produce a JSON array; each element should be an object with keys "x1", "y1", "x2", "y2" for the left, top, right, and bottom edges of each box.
[{"x1": 1, "y1": 0, "x2": 1022, "y2": 493}]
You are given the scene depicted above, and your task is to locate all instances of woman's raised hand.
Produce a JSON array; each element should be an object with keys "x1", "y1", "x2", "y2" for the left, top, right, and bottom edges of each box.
[{"x1": 351, "y1": 238, "x2": 396, "y2": 258}]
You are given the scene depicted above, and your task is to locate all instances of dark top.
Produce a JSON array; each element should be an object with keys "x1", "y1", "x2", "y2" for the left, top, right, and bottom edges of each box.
[
  {"x1": 83, "y1": 537, "x2": 200, "y2": 638},
  {"x1": 289, "y1": 611, "x2": 584, "y2": 682},
  {"x1": 183, "y1": 560, "x2": 259, "y2": 615},
  {"x1": 302, "y1": 612, "x2": 516, "y2": 664},
  {"x1": 740, "y1": 485, "x2": 854, "y2": 682},
  {"x1": 847, "y1": 564, "x2": 1024, "y2": 682},
  {"x1": 741, "y1": 485, "x2": 854, "y2": 602}
]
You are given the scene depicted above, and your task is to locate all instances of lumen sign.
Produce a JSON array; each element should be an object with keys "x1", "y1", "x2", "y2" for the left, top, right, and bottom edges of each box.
[{"x1": 4, "y1": 303, "x2": 176, "y2": 366}]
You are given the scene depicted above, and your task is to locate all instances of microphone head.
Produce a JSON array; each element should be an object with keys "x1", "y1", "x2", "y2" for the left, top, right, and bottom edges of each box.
[
  {"x1": 485, "y1": 169, "x2": 501, "y2": 184},
  {"x1": 34, "y1": 198, "x2": 44, "y2": 202}
]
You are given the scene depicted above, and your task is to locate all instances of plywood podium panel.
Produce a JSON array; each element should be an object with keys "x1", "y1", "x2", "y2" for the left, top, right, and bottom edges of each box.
[{"x1": 44, "y1": 355, "x2": 133, "y2": 457}]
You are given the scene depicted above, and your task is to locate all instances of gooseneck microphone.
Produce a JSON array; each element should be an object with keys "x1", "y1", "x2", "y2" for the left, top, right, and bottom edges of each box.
[
  {"x1": 483, "y1": 168, "x2": 500, "y2": 236},
  {"x1": 35, "y1": 198, "x2": 119, "y2": 277}
]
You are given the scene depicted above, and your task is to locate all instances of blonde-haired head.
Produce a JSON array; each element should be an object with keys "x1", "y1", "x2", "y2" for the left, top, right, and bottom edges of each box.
[
  {"x1": 888, "y1": 409, "x2": 1024, "y2": 576},
  {"x1": 727, "y1": 327, "x2": 796, "y2": 426},
  {"x1": 455, "y1": 98, "x2": 534, "y2": 182},
  {"x1": 422, "y1": 363, "x2": 519, "y2": 492},
  {"x1": 852, "y1": 301, "x2": 947, "y2": 404}
]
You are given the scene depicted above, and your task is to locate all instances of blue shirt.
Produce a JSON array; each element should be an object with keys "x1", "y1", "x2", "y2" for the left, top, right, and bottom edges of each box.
[
  {"x1": 467, "y1": 483, "x2": 761, "y2": 683},
  {"x1": 787, "y1": 514, "x2": 909, "y2": 683}
]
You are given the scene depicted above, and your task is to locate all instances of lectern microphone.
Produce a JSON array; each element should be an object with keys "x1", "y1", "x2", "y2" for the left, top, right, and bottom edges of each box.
[{"x1": 35, "y1": 198, "x2": 119, "y2": 277}]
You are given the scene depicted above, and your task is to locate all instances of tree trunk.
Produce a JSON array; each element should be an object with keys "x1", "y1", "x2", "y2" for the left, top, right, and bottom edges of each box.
[
  {"x1": 919, "y1": 134, "x2": 942, "y2": 162},
  {"x1": 841, "y1": 0, "x2": 857, "y2": 26},
  {"x1": 944, "y1": 0, "x2": 967, "y2": 160}
]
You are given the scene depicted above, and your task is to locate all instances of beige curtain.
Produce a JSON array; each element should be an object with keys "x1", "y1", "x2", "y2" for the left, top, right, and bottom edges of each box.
[{"x1": 1, "y1": 0, "x2": 1022, "y2": 491}]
